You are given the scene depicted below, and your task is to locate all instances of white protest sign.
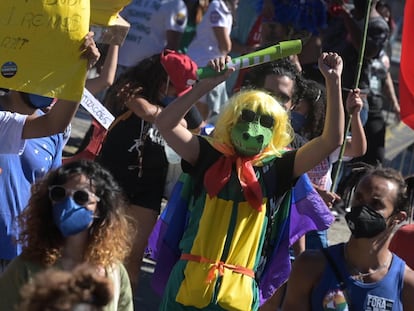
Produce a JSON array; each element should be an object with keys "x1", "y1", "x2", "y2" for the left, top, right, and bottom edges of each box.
[{"x1": 80, "y1": 88, "x2": 115, "y2": 130}]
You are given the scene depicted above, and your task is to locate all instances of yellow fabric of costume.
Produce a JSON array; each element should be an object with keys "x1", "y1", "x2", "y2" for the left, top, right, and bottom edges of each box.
[{"x1": 176, "y1": 196, "x2": 266, "y2": 310}]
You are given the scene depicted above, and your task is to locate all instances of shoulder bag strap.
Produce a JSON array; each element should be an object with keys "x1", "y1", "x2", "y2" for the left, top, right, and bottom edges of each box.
[{"x1": 321, "y1": 247, "x2": 354, "y2": 311}]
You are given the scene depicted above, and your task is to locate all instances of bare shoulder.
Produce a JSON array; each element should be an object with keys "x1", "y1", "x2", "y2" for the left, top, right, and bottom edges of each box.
[
  {"x1": 292, "y1": 249, "x2": 326, "y2": 281},
  {"x1": 294, "y1": 249, "x2": 326, "y2": 265},
  {"x1": 282, "y1": 249, "x2": 327, "y2": 311}
]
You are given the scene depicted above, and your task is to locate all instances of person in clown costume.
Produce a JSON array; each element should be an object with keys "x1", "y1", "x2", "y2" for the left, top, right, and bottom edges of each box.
[{"x1": 154, "y1": 51, "x2": 344, "y2": 310}]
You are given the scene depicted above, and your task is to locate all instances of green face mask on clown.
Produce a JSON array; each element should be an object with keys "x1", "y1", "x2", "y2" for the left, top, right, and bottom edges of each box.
[{"x1": 231, "y1": 109, "x2": 275, "y2": 156}]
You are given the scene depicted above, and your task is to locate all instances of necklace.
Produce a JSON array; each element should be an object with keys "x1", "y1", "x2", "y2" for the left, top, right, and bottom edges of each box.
[{"x1": 343, "y1": 243, "x2": 391, "y2": 282}]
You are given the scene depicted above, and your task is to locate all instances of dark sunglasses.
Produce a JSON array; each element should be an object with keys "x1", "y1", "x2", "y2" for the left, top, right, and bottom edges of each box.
[
  {"x1": 239, "y1": 109, "x2": 275, "y2": 129},
  {"x1": 49, "y1": 185, "x2": 100, "y2": 206}
]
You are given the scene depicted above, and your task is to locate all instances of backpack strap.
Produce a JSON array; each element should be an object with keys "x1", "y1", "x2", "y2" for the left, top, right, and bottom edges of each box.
[
  {"x1": 93, "y1": 109, "x2": 133, "y2": 159},
  {"x1": 63, "y1": 110, "x2": 135, "y2": 164},
  {"x1": 321, "y1": 247, "x2": 354, "y2": 311}
]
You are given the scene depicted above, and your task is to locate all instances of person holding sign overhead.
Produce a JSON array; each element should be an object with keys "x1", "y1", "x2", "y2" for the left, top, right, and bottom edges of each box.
[
  {"x1": 0, "y1": 0, "x2": 101, "y2": 154},
  {"x1": 0, "y1": 32, "x2": 100, "y2": 155},
  {"x1": 0, "y1": 32, "x2": 100, "y2": 274}
]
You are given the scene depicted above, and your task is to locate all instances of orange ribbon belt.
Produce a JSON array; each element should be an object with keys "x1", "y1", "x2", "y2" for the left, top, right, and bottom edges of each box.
[{"x1": 180, "y1": 253, "x2": 255, "y2": 284}]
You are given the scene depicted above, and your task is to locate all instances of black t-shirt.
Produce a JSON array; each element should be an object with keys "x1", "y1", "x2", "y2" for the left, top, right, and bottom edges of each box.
[
  {"x1": 323, "y1": 16, "x2": 389, "y2": 90},
  {"x1": 345, "y1": 16, "x2": 389, "y2": 90},
  {"x1": 182, "y1": 136, "x2": 297, "y2": 199}
]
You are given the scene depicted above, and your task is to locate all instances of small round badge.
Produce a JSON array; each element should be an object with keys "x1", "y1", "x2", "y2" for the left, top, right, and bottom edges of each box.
[{"x1": 1, "y1": 61, "x2": 18, "y2": 78}]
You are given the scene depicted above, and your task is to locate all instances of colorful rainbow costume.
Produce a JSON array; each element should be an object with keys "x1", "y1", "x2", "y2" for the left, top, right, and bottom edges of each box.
[{"x1": 148, "y1": 136, "x2": 334, "y2": 310}]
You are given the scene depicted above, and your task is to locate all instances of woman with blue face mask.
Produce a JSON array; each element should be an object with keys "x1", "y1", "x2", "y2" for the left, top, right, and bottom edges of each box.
[{"x1": 0, "y1": 160, "x2": 134, "y2": 311}]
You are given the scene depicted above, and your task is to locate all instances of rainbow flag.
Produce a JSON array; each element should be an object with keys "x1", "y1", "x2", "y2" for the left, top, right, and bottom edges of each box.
[{"x1": 258, "y1": 173, "x2": 334, "y2": 303}]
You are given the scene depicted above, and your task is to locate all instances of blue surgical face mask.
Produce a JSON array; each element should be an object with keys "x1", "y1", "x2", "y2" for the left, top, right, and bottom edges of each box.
[
  {"x1": 290, "y1": 111, "x2": 307, "y2": 132},
  {"x1": 27, "y1": 93, "x2": 54, "y2": 109},
  {"x1": 52, "y1": 197, "x2": 94, "y2": 237}
]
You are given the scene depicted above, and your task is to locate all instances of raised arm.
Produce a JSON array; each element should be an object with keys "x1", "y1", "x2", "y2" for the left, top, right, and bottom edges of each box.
[
  {"x1": 155, "y1": 58, "x2": 234, "y2": 166},
  {"x1": 343, "y1": 88, "x2": 367, "y2": 158},
  {"x1": 214, "y1": 26, "x2": 232, "y2": 55},
  {"x1": 293, "y1": 53, "x2": 345, "y2": 178},
  {"x1": 21, "y1": 32, "x2": 100, "y2": 139},
  {"x1": 86, "y1": 44, "x2": 119, "y2": 95}
]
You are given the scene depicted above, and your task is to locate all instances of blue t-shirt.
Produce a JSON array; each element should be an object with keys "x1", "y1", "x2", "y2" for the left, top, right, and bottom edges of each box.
[
  {"x1": 0, "y1": 111, "x2": 65, "y2": 260},
  {"x1": 312, "y1": 243, "x2": 405, "y2": 311}
]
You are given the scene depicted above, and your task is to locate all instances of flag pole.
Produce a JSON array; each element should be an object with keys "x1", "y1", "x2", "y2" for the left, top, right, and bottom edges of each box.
[{"x1": 331, "y1": 0, "x2": 372, "y2": 192}]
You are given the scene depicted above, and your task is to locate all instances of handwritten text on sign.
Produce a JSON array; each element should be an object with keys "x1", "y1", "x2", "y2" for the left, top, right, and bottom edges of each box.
[
  {"x1": 0, "y1": 0, "x2": 89, "y2": 101},
  {"x1": 81, "y1": 88, "x2": 115, "y2": 130}
]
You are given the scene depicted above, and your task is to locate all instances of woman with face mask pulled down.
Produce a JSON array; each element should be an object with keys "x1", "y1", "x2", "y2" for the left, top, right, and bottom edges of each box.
[{"x1": 0, "y1": 160, "x2": 134, "y2": 311}]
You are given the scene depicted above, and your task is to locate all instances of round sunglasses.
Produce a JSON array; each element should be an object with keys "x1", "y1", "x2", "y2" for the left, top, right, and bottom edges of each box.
[
  {"x1": 49, "y1": 185, "x2": 100, "y2": 206},
  {"x1": 239, "y1": 109, "x2": 275, "y2": 129}
]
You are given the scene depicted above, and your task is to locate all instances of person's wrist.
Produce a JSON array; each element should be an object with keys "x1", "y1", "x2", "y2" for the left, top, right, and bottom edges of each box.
[{"x1": 325, "y1": 75, "x2": 341, "y2": 86}]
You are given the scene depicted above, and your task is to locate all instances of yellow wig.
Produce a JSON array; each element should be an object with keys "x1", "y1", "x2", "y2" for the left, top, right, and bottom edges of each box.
[{"x1": 212, "y1": 89, "x2": 294, "y2": 159}]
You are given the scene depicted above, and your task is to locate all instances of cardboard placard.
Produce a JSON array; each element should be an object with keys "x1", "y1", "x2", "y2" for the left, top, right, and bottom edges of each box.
[
  {"x1": 90, "y1": 15, "x2": 130, "y2": 46},
  {"x1": 0, "y1": 0, "x2": 90, "y2": 101}
]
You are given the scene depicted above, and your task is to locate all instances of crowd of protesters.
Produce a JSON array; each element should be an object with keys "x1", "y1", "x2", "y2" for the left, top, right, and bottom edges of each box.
[{"x1": 1, "y1": 1, "x2": 413, "y2": 311}]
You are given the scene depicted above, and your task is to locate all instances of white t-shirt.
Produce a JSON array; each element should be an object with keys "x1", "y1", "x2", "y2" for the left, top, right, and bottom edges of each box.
[
  {"x1": 118, "y1": 0, "x2": 188, "y2": 68},
  {"x1": 0, "y1": 111, "x2": 26, "y2": 154},
  {"x1": 308, "y1": 138, "x2": 353, "y2": 191},
  {"x1": 187, "y1": 0, "x2": 233, "y2": 66}
]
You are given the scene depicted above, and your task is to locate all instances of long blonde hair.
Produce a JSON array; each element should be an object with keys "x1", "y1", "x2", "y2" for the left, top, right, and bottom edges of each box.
[{"x1": 212, "y1": 89, "x2": 294, "y2": 159}]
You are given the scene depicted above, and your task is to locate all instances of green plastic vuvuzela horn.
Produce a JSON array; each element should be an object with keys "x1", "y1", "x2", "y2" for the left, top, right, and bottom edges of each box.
[{"x1": 196, "y1": 39, "x2": 303, "y2": 79}]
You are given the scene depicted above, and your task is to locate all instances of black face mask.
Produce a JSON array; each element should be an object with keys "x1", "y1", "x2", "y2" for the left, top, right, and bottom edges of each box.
[{"x1": 345, "y1": 204, "x2": 388, "y2": 239}]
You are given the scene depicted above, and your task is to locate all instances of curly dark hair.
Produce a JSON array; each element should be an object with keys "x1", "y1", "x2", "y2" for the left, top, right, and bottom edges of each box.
[
  {"x1": 103, "y1": 53, "x2": 168, "y2": 117},
  {"x1": 242, "y1": 57, "x2": 302, "y2": 104},
  {"x1": 294, "y1": 78, "x2": 326, "y2": 139},
  {"x1": 17, "y1": 263, "x2": 113, "y2": 311},
  {"x1": 18, "y1": 160, "x2": 133, "y2": 267}
]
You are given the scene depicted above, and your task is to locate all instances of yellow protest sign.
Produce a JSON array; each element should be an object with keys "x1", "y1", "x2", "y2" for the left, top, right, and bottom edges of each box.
[
  {"x1": 0, "y1": 0, "x2": 90, "y2": 102},
  {"x1": 90, "y1": 0, "x2": 131, "y2": 26}
]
